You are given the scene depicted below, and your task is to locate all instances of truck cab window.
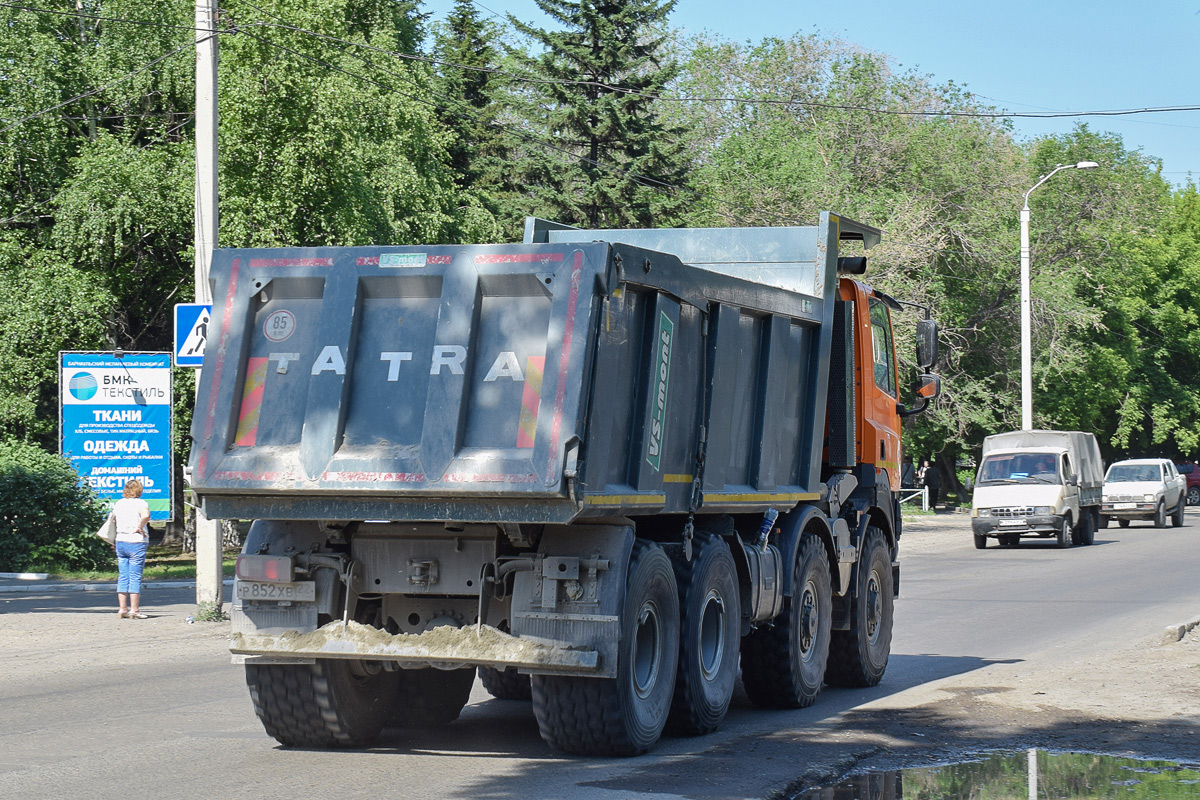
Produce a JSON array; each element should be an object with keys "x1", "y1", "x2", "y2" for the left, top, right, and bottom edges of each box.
[{"x1": 869, "y1": 298, "x2": 896, "y2": 397}]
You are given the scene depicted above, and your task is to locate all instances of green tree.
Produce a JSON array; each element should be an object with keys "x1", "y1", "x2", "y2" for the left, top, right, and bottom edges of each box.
[{"x1": 509, "y1": 0, "x2": 691, "y2": 228}]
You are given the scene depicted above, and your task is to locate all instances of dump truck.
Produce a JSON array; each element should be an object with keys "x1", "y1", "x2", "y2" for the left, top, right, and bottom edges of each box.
[
  {"x1": 971, "y1": 430, "x2": 1104, "y2": 548},
  {"x1": 189, "y1": 212, "x2": 940, "y2": 756}
]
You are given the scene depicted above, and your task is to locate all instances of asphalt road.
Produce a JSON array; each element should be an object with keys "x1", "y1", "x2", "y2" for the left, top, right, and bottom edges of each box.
[{"x1": 2, "y1": 509, "x2": 1198, "y2": 800}]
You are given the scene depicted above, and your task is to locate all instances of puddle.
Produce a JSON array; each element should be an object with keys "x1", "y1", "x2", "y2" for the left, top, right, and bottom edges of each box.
[{"x1": 794, "y1": 749, "x2": 1200, "y2": 799}]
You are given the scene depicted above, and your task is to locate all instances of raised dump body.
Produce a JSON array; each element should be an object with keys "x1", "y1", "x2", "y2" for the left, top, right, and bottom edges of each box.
[{"x1": 191, "y1": 213, "x2": 940, "y2": 757}]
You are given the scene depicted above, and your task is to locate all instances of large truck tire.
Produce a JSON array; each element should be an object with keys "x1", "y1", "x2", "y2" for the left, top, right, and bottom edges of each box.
[
  {"x1": 741, "y1": 532, "x2": 832, "y2": 709},
  {"x1": 666, "y1": 533, "x2": 740, "y2": 736},
  {"x1": 825, "y1": 527, "x2": 893, "y2": 688},
  {"x1": 478, "y1": 666, "x2": 533, "y2": 701},
  {"x1": 531, "y1": 539, "x2": 680, "y2": 756},
  {"x1": 245, "y1": 659, "x2": 399, "y2": 748},
  {"x1": 392, "y1": 667, "x2": 476, "y2": 727}
]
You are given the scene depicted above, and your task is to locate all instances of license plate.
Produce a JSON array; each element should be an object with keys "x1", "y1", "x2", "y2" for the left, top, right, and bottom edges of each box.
[
  {"x1": 999, "y1": 519, "x2": 1026, "y2": 527},
  {"x1": 1114, "y1": 502, "x2": 1136, "y2": 510},
  {"x1": 236, "y1": 580, "x2": 315, "y2": 602}
]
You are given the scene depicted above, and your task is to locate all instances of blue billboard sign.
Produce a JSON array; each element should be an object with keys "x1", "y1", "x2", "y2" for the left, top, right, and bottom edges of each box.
[{"x1": 59, "y1": 352, "x2": 174, "y2": 521}]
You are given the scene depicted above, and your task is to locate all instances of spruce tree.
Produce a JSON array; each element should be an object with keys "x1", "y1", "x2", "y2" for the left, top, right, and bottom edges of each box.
[
  {"x1": 433, "y1": 0, "x2": 501, "y2": 188},
  {"x1": 510, "y1": 0, "x2": 691, "y2": 228}
]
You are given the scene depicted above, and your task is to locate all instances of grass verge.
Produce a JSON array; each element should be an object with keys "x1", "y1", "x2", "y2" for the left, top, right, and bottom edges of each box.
[{"x1": 48, "y1": 546, "x2": 237, "y2": 581}]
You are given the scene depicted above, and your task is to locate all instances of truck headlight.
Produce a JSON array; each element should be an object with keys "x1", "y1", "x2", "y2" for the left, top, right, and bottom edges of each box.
[
  {"x1": 1144, "y1": 494, "x2": 1155, "y2": 502},
  {"x1": 975, "y1": 508, "x2": 991, "y2": 517},
  {"x1": 1034, "y1": 506, "x2": 1051, "y2": 515}
]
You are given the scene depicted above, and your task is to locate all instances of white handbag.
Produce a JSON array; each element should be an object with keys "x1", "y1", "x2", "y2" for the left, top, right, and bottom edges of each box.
[{"x1": 96, "y1": 513, "x2": 117, "y2": 545}]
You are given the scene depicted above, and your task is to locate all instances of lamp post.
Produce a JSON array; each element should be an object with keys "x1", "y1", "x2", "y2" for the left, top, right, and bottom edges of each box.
[{"x1": 1020, "y1": 160, "x2": 1099, "y2": 430}]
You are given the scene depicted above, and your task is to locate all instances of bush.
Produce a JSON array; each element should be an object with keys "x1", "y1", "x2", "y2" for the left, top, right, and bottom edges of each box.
[{"x1": 0, "y1": 440, "x2": 111, "y2": 572}]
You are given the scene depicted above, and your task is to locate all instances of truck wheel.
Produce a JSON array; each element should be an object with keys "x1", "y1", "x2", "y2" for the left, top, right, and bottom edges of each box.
[
  {"x1": 531, "y1": 539, "x2": 679, "y2": 756},
  {"x1": 1083, "y1": 510, "x2": 1097, "y2": 545},
  {"x1": 1154, "y1": 501, "x2": 1166, "y2": 528},
  {"x1": 478, "y1": 666, "x2": 532, "y2": 701},
  {"x1": 825, "y1": 527, "x2": 893, "y2": 688},
  {"x1": 392, "y1": 667, "x2": 476, "y2": 727},
  {"x1": 1172, "y1": 497, "x2": 1185, "y2": 527},
  {"x1": 741, "y1": 532, "x2": 832, "y2": 709},
  {"x1": 973, "y1": 534, "x2": 987, "y2": 549},
  {"x1": 1056, "y1": 517, "x2": 1071, "y2": 548},
  {"x1": 246, "y1": 659, "x2": 399, "y2": 748},
  {"x1": 1099, "y1": 514, "x2": 1109, "y2": 529},
  {"x1": 1118, "y1": 519, "x2": 1130, "y2": 528},
  {"x1": 1189, "y1": 487, "x2": 1200, "y2": 506},
  {"x1": 666, "y1": 533, "x2": 740, "y2": 736}
]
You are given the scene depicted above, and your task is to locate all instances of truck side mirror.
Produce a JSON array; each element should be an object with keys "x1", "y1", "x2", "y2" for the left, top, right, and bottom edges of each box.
[
  {"x1": 899, "y1": 373, "x2": 941, "y2": 418},
  {"x1": 916, "y1": 318, "x2": 939, "y2": 370},
  {"x1": 1067, "y1": 473, "x2": 1079, "y2": 486}
]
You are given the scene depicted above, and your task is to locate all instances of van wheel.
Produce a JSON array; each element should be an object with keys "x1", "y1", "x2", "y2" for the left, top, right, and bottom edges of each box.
[
  {"x1": 246, "y1": 659, "x2": 399, "y2": 748},
  {"x1": 741, "y1": 532, "x2": 832, "y2": 709},
  {"x1": 825, "y1": 527, "x2": 893, "y2": 688},
  {"x1": 1056, "y1": 517, "x2": 1071, "y2": 548},
  {"x1": 531, "y1": 539, "x2": 679, "y2": 756},
  {"x1": 1154, "y1": 501, "x2": 1166, "y2": 528},
  {"x1": 1172, "y1": 497, "x2": 1185, "y2": 527}
]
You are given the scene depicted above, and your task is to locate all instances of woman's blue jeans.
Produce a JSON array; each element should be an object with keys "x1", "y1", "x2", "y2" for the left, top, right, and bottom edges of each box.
[{"x1": 116, "y1": 541, "x2": 148, "y2": 594}]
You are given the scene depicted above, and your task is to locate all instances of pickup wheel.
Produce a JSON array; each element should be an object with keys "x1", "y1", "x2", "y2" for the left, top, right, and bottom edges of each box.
[
  {"x1": 1172, "y1": 497, "x2": 1185, "y2": 527},
  {"x1": 741, "y1": 532, "x2": 832, "y2": 709},
  {"x1": 392, "y1": 667, "x2": 476, "y2": 726},
  {"x1": 1189, "y1": 486, "x2": 1200, "y2": 506},
  {"x1": 973, "y1": 534, "x2": 987, "y2": 549},
  {"x1": 246, "y1": 659, "x2": 399, "y2": 748},
  {"x1": 1154, "y1": 501, "x2": 1167, "y2": 529},
  {"x1": 666, "y1": 533, "x2": 740, "y2": 736},
  {"x1": 531, "y1": 539, "x2": 679, "y2": 756},
  {"x1": 1118, "y1": 519, "x2": 1130, "y2": 528},
  {"x1": 825, "y1": 527, "x2": 893, "y2": 688},
  {"x1": 478, "y1": 666, "x2": 532, "y2": 701}
]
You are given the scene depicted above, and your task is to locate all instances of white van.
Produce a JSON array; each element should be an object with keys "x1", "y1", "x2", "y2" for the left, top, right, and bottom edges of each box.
[{"x1": 970, "y1": 430, "x2": 1104, "y2": 549}]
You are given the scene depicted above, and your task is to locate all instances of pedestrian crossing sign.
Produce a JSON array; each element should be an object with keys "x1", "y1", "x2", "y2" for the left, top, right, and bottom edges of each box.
[{"x1": 174, "y1": 303, "x2": 212, "y2": 367}]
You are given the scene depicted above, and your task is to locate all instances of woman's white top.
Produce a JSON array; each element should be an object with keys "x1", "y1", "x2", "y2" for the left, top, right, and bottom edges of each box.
[{"x1": 113, "y1": 497, "x2": 151, "y2": 543}]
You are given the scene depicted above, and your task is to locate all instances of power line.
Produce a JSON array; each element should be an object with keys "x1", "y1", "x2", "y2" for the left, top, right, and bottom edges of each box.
[
  {"x1": 0, "y1": 36, "x2": 211, "y2": 137},
  {"x1": 0, "y1": 2, "x2": 209, "y2": 31}
]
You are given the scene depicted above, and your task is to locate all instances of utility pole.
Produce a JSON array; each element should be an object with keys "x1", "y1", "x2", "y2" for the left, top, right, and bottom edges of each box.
[{"x1": 194, "y1": 0, "x2": 222, "y2": 612}]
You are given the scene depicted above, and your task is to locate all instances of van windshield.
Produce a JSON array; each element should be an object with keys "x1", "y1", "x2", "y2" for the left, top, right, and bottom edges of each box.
[
  {"x1": 977, "y1": 453, "x2": 1061, "y2": 485},
  {"x1": 1105, "y1": 464, "x2": 1162, "y2": 483}
]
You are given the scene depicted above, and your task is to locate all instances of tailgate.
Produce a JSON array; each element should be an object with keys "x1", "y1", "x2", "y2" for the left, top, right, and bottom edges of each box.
[{"x1": 190, "y1": 243, "x2": 606, "y2": 522}]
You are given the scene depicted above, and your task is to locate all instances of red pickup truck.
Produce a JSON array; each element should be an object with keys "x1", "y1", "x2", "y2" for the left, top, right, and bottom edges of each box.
[{"x1": 1175, "y1": 462, "x2": 1200, "y2": 505}]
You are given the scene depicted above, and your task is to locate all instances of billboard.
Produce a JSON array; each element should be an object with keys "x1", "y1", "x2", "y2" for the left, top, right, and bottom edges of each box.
[{"x1": 59, "y1": 352, "x2": 173, "y2": 521}]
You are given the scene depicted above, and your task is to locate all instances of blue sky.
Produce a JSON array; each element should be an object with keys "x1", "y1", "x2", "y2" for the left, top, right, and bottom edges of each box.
[{"x1": 424, "y1": 0, "x2": 1200, "y2": 186}]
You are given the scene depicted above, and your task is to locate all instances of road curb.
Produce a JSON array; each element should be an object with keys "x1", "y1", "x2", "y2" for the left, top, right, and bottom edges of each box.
[
  {"x1": 1162, "y1": 614, "x2": 1200, "y2": 645},
  {"x1": 0, "y1": 579, "x2": 234, "y2": 594}
]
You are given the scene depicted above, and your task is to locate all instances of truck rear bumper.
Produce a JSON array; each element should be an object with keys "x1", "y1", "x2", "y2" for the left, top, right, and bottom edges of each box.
[{"x1": 229, "y1": 619, "x2": 600, "y2": 674}]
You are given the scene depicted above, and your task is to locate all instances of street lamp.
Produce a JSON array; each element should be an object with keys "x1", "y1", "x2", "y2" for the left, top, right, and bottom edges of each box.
[{"x1": 1020, "y1": 160, "x2": 1099, "y2": 430}]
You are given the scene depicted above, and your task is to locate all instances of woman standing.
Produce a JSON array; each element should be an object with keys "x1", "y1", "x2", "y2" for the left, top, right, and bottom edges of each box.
[{"x1": 113, "y1": 479, "x2": 151, "y2": 619}]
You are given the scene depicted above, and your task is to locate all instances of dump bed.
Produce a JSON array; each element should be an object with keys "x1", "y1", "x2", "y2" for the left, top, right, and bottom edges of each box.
[
  {"x1": 190, "y1": 213, "x2": 867, "y2": 523},
  {"x1": 981, "y1": 429, "x2": 1104, "y2": 490}
]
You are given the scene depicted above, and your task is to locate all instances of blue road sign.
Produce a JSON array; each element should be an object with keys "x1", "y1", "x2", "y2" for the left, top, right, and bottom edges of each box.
[
  {"x1": 60, "y1": 352, "x2": 174, "y2": 521},
  {"x1": 174, "y1": 303, "x2": 212, "y2": 367}
]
